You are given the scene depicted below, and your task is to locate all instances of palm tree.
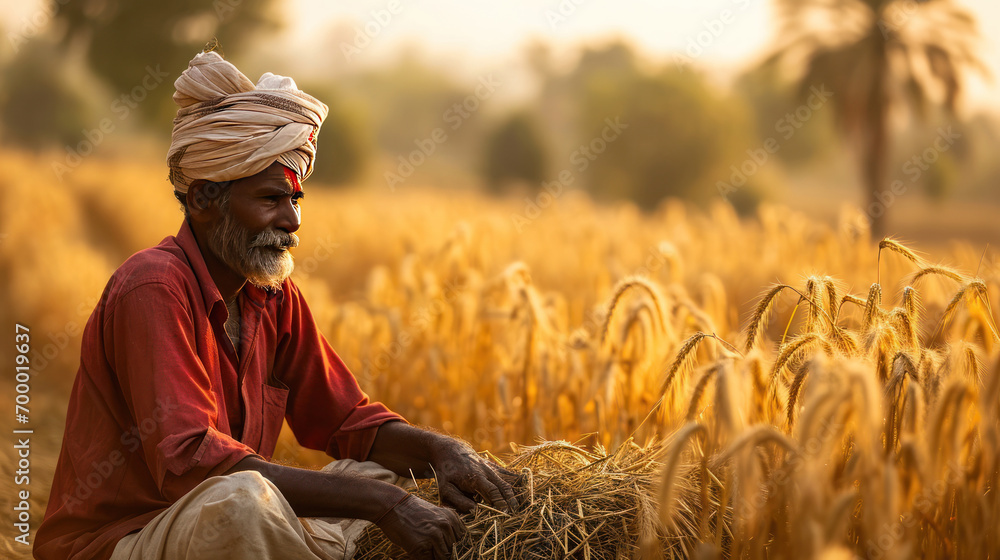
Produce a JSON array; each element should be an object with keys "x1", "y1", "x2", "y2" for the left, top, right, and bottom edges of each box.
[{"x1": 765, "y1": 0, "x2": 986, "y2": 237}]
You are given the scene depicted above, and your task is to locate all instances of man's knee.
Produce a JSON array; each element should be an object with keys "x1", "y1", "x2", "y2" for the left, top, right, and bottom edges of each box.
[
  {"x1": 186, "y1": 471, "x2": 286, "y2": 549},
  {"x1": 223, "y1": 470, "x2": 272, "y2": 491},
  {"x1": 199, "y1": 471, "x2": 281, "y2": 518}
]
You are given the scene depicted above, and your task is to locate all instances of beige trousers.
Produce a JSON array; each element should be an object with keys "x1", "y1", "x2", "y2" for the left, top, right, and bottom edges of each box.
[{"x1": 110, "y1": 460, "x2": 405, "y2": 560}]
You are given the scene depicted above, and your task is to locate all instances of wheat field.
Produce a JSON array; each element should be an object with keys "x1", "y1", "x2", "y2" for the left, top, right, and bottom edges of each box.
[{"x1": 0, "y1": 149, "x2": 997, "y2": 558}]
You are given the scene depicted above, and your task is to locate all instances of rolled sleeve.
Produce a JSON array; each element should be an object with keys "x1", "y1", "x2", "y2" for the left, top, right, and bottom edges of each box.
[{"x1": 107, "y1": 281, "x2": 257, "y2": 501}]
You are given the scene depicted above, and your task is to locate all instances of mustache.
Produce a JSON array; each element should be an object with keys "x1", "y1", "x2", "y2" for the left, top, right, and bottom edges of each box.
[{"x1": 249, "y1": 229, "x2": 299, "y2": 251}]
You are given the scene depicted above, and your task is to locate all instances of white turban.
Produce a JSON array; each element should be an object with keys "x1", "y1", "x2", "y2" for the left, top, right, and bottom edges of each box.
[{"x1": 167, "y1": 51, "x2": 329, "y2": 192}]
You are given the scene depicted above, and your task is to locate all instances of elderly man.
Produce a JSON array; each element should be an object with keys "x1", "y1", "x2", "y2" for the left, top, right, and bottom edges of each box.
[{"x1": 35, "y1": 51, "x2": 516, "y2": 560}]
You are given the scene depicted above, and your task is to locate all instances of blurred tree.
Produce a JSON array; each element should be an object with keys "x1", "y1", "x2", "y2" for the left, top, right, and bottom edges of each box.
[
  {"x1": 338, "y1": 53, "x2": 485, "y2": 187},
  {"x1": 0, "y1": 42, "x2": 93, "y2": 149},
  {"x1": 540, "y1": 41, "x2": 755, "y2": 209},
  {"x1": 735, "y1": 63, "x2": 837, "y2": 166},
  {"x1": 923, "y1": 150, "x2": 958, "y2": 201},
  {"x1": 526, "y1": 40, "x2": 575, "y2": 153},
  {"x1": 60, "y1": 0, "x2": 281, "y2": 119},
  {"x1": 341, "y1": 54, "x2": 468, "y2": 156},
  {"x1": 766, "y1": 0, "x2": 986, "y2": 236},
  {"x1": 891, "y1": 112, "x2": 966, "y2": 201},
  {"x1": 301, "y1": 85, "x2": 373, "y2": 186},
  {"x1": 954, "y1": 116, "x2": 1000, "y2": 202},
  {"x1": 482, "y1": 111, "x2": 549, "y2": 192},
  {"x1": 1, "y1": 0, "x2": 283, "y2": 146}
]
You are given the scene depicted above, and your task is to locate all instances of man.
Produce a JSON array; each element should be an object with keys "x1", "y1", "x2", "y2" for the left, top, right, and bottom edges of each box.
[{"x1": 35, "y1": 51, "x2": 516, "y2": 560}]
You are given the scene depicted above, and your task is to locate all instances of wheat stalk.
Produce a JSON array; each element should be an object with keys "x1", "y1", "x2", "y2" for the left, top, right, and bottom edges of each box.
[
  {"x1": 658, "y1": 423, "x2": 708, "y2": 530},
  {"x1": 786, "y1": 360, "x2": 813, "y2": 428},
  {"x1": 771, "y1": 333, "x2": 826, "y2": 379},
  {"x1": 745, "y1": 284, "x2": 793, "y2": 352},
  {"x1": 600, "y1": 276, "x2": 667, "y2": 346},
  {"x1": 908, "y1": 266, "x2": 965, "y2": 285}
]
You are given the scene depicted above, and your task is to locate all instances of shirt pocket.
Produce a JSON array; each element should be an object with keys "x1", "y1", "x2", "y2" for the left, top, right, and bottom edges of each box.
[{"x1": 259, "y1": 383, "x2": 289, "y2": 461}]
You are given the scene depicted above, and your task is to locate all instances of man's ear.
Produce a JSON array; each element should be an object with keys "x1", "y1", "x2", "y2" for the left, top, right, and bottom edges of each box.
[{"x1": 186, "y1": 181, "x2": 222, "y2": 223}]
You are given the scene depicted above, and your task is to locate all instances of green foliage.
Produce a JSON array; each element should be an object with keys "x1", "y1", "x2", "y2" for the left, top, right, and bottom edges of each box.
[
  {"x1": 735, "y1": 64, "x2": 836, "y2": 165},
  {"x1": 546, "y1": 42, "x2": 756, "y2": 209},
  {"x1": 765, "y1": 0, "x2": 985, "y2": 234},
  {"x1": 0, "y1": 43, "x2": 92, "y2": 149},
  {"x1": 62, "y1": 0, "x2": 281, "y2": 112},
  {"x1": 893, "y1": 117, "x2": 965, "y2": 202},
  {"x1": 923, "y1": 150, "x2": 958, "y2": 201},
  {"x1": 341, "y1": 55, "x2": 468, "y2": 156},
  {"x1": 302, "y1": 86, "x2": 373, "y2": 186},
  {"x1": 0, "y1": 0, "x2": 284, "y2": 145},
  {"x1": 482, "y1": 111, "x2": 549, "y2": 192}
]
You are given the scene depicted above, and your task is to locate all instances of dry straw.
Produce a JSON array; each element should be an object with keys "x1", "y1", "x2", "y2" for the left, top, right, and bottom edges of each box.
[{"x1": 354, "y1": 440, "x2": 682, "y2": 560}]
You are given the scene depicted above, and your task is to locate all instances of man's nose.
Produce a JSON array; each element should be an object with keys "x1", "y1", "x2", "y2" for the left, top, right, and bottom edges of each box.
[{"x1": 275, "y1": 199, "x2": 301, "y2": 234}]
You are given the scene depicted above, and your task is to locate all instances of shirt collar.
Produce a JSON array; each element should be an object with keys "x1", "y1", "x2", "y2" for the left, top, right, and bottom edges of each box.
[{"x1": 174, "y1": 220, "x2": 273, "y2": 312}]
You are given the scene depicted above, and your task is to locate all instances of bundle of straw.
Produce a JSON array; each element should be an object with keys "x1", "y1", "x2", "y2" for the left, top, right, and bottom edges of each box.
[{"x1": 354, "y1": 439, "x2": 683, "y2": 559}]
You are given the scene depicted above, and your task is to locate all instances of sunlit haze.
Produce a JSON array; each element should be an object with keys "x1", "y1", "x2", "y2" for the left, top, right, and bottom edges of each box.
[
  {"x1": 2, "y1": 0, "x2": 996, "y2": 110},
  {"x1": 280, "y1": 0, "x2": 1000, "y2": 112}
]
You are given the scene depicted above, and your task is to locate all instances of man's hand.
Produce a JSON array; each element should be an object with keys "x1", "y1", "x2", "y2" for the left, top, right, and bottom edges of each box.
[
  {"x1": 430, "y1": 438, "x2": 519, "y2": 513},
  {"x1": 367, "y1": 422, "x2": 520, "y2": 513},
  {"x1": 376, "y1": 493, "x2": 467, "y2": 559}
]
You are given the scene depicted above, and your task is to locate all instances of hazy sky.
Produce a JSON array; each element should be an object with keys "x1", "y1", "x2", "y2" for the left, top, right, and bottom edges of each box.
[
  {"x1": 287, "y1": 0, "x2": 1000, "y2": 112},
  {"x1": 293, "y1": 0, "x2": 774, "y2": 70},
  {"x1": 1, "y1": 0, "x2": 997, "y2": 110}
]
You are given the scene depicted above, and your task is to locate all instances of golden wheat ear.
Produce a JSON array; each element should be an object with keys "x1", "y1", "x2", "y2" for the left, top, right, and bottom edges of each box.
[
  {"x1": 660, "y1": 332, "x2": 709, "y2": 394},
  {"x1": 745, "y1": 284, "x2": 793, "y2": 352},
  {"x1": 599, "y1": 276, "x2": 667, "y2": 347},
  {"x1": 804, "y1": 276, "x2": 825, "y2": 334},
  {"x1": 878, "y1": 238, "x2": 925, "y2": 284},
  {"x1": 861, "y1": 283, "x2": 883, "y2": 333},
  {"x1": 879, "y1": 237, "x2": 924, "y2": 266},
  {"x1": 933, "y1": 279, "x2": 991, "y2": 342},
  {"x1": 770, "y1": 333, "x2": 826, "y2": 380}
]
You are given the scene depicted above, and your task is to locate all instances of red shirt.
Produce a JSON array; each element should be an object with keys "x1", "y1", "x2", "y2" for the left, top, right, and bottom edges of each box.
[{"x1": 35, "y1": 221, "x2": 403, "y2": 560}]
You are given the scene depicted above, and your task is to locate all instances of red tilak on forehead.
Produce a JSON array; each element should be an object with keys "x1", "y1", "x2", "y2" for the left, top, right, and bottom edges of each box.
[{"x1": 282, "y1": 166, "x2": 302, "y2": 192}]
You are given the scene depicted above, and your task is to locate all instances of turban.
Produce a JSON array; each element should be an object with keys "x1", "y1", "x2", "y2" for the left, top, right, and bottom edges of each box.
[{"x1": 167, "y1": 51, "x2": 328, "y2": 192}]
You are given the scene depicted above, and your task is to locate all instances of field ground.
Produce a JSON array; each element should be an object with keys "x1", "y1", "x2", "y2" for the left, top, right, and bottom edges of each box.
[{"x1": 1, "y1": 149, "x2": 998, "y2": 557}]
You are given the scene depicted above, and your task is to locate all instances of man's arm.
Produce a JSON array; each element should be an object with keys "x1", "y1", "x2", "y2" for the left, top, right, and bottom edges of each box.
[
  {"x1": 367, "y1": 421, "x2": 520, "y2": 513},
  {"x1": 224, "y1": 456, "x2": 466, "y2": 558},
  {"x1": 270, "y1": 284, "x2": 516, "y2": 510},
  {"x1": 224, "y1": 456, "x2": 405, "y2": 518}
]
